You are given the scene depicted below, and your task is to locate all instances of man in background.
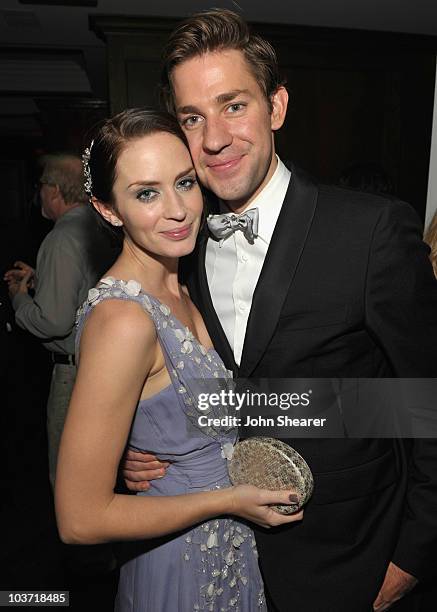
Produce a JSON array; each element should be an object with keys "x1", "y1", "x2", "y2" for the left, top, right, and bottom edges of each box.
[{"x1": 5, "y1": 153, "x2": 116, "y2": 489}]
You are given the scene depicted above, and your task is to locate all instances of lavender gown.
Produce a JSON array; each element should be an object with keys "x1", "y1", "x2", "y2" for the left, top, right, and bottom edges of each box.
[{"x1": 75, "y1": 278, "x2": 267, "y2": 612}]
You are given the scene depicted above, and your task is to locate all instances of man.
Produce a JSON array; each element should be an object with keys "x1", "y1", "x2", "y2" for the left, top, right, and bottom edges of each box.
[
  {"x1": 124, "y1": 10, "x2": 437, "y2": 611},
  {"x1": 5, "y1": 153, "x2": 116, "y2": 488}
]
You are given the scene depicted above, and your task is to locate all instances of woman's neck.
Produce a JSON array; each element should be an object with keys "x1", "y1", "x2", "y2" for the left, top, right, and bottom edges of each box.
[{"x1": 110, "y1": 239, "x2": 182, "y2": 299}]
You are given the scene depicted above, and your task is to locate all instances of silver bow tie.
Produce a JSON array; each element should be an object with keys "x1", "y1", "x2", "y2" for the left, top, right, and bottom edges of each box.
[{"x1": 207, "y1": 208, "x2": 259, "y2": 246}]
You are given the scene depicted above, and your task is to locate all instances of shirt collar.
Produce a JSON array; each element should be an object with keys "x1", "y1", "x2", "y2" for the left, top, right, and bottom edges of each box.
[{"x1": 218, "y1": 156, "x2": 291, "y2": 244}]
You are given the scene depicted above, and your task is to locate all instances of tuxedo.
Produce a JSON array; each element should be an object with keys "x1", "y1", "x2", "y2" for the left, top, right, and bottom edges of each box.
[{"x1": 182, "y1": 163, "x2": 437, "y2": 611}]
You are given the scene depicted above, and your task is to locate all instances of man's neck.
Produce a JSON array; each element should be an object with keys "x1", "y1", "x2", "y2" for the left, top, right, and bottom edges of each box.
[{"x1": 55, "y1": 202, "x2": 84, "y2": 221}]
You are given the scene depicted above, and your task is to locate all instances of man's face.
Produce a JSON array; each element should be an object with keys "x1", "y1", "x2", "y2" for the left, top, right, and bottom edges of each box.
[{"x1": 172, "y1": 50, "x2": 288, "y2": 212}]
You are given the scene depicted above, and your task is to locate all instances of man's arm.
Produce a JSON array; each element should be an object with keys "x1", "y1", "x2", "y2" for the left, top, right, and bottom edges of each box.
[
  {"x1": 365, "y1": 200, "x2": 437, "y2": 607},
  {"x1": 12, "y1": 233, "x2": 85, "y2": 340},
  {"x1": 365, "y1": 199, "x2": 437, "y2": 376}
]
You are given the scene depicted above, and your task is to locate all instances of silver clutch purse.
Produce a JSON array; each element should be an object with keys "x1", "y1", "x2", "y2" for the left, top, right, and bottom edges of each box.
[{"x1": 228, "y1": 437, "x2": 314, "y2": 514}]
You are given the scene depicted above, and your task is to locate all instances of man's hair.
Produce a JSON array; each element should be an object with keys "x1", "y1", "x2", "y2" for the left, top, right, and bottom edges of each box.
[
  {"x1": 41, "y1": 154, "x2": 88, "y2": 206},
  {"x1": 161, "y1": 8, "x2": 284, "y2": 114}
]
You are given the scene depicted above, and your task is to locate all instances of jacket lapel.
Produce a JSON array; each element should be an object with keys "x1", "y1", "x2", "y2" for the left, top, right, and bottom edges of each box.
[
  {"x1": 238, "y1": 164, "x2": 319, "y2": 377},
  {"x1": 188, "y1": 226, "x2": 238, "y2": 374}
]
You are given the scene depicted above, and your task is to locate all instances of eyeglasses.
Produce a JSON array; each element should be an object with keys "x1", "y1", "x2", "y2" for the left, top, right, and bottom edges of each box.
[{"x1": 31, "y1": 179, "x2": 55, "y2": 208}]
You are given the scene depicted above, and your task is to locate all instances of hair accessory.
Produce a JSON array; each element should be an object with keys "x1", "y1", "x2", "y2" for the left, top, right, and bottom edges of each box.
[{"x1": 82, "y1": 139, "x2": 94, "y2": 197}]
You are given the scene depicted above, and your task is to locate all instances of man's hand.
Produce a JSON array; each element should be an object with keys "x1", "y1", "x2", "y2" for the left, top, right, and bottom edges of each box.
[
  {"x1": 5, "y1": 269, "x2": 33, "y2": 299},
  {"x1": 373, "y1": 562, "x2": 418, "y2": 611},
  {"x1": 4, "y1": 261, "x2": 35, "y2": 290},
  {"x1": 122, "y1": 449, "x2": 170, "y2": 492}
]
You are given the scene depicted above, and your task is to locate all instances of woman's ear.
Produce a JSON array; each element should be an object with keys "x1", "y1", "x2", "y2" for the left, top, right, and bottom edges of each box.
[{"x1": 91, "y1": 197, "x2": 123, "y2": 227}]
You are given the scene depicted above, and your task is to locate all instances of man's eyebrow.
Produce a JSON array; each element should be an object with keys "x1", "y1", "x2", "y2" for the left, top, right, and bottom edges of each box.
[
  {"x1": 216, "y1": 89, "x2": 250, "y2": 104},
  {"x1": 177, "y1": 104, "x2": 200, "y2": 115},
  {"x1": 177, "y1": 89, "x2": 250, "y2": 115}
]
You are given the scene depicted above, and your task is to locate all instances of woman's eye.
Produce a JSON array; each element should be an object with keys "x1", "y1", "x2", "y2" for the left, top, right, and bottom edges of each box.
[
  {"x1": 136, "y1": 189, "x2": 158, "y2": 203},
  {"x1": 177, "y1": 177, "x2": 197, "y2": 191}
]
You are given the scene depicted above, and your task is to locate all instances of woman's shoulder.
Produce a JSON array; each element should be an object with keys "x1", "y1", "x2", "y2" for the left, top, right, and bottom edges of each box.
[{"x1": 80, "y1": 283, "x2": 157, "y2": 350}]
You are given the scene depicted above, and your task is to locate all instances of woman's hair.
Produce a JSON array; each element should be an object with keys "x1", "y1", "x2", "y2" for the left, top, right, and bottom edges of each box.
[
  {"x1": 424, "y1": 209, "x2": 437, "y2": 278},
  {"x1": 88, "y1": 108, "x2": 188, "y2": 204},
  {"x1": 85, "y1": 108, "x2": 190, "y2": 241},
  {"x1": 161, "y1": 8, "x2": 284, "y2": 115}
]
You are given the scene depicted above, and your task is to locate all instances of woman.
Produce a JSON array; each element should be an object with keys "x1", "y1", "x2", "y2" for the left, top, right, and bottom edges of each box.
[
  {"x1": 55, "y1": 109, "x2": 302, "y2": 611},
  {"x1": 424, "y1": 209, "x2": 437, "y2": 278}
]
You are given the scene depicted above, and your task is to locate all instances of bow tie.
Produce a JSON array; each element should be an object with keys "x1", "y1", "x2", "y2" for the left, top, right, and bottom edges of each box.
[{"x1": 207, "y1": 208, "x2": 259, "y2": 246}]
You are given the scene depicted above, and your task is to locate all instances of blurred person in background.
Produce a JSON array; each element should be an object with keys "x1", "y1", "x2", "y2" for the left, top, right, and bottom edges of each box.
[
  {"x1": 424, "y1": 209, "x2": 437, "y2": 278},
  {"x1": 338, "y1": 161, "x2": 394, "y2": 195},
  {"x1": 4, "y1": 153, "x2": 117, "y2": 491}
]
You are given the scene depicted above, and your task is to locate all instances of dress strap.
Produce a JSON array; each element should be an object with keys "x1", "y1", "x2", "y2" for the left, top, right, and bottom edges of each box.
[
  {"x1": 74, "y1": 276, "x2": 161, "y2": 357},
  {"x1": 74, "y1": 276, "x2": 237, "y2": 449}
]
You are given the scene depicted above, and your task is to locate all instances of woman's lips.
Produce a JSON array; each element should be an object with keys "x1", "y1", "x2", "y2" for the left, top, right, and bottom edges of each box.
[{"x1": 161, "y1": 224, "x2": 193, "y2": 240}]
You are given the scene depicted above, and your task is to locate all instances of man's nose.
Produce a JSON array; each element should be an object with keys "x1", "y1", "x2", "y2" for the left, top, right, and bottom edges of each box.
[{"x1": 202, "y1": 117, "x2": 232, "y2": 153}]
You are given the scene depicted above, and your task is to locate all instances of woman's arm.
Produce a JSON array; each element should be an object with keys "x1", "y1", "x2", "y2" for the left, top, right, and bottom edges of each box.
[{"x1": 55, "y1": 299, "x2": 302, "y2": 545}]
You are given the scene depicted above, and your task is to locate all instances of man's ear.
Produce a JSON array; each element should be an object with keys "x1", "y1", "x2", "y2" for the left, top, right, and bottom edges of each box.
[
  {"x1": 270, "y1": 86, "x2": 288, "y2": 131},
  {"x1": 48, "y1": 183, "x2": 61, "y2": 198},
  {"x1": 91, "y1": 197, "x2": 123, "y2": 227}
]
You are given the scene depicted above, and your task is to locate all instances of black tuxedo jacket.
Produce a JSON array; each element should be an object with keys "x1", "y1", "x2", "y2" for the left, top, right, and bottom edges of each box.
[{"x1": 182, "y1": 163, "x2": 437, "y2": 611}]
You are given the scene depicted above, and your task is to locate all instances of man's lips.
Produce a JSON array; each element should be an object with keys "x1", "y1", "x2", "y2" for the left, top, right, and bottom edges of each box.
[
  {"x1": 160, "y1": 224, "x2": 193, "y2": 240},
  {"x1": 206, "y1": 156, "x2": 244, "y2": 174}
]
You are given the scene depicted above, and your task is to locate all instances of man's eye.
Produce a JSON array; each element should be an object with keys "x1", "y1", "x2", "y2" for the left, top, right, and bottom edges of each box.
[
  {"x1": 177, "y1": 177, "x2": 197, "y2": 191},
  {"x1": 137, "y1": 189, "x2": 158, "y2": 202},
  {"x1": 183, "y1": 115, "x2": 203, "y2": 128},
  {"x1": 228, "y1": 103, "x2": 245, "y2": 113}
]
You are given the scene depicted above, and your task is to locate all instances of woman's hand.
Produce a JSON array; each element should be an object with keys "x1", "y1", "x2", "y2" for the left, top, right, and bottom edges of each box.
[{"x1": 230, "y1": 484, "x2": 304, "y2": 528}]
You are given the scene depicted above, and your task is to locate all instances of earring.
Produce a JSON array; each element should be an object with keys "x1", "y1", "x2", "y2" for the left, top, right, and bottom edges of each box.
[{"x1": 111, "y1": 220, "x2": 122, "y2": 227}]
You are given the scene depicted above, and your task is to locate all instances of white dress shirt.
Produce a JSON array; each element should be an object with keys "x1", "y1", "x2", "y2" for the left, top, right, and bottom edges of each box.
[{"x1": 205, "y1": 156, "x2": 291, "y2": 365}]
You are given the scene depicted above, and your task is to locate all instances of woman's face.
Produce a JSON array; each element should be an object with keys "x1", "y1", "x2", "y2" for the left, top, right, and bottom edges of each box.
[{"x1": 109, "y1": 132, "x2": 203, "y2": 259}]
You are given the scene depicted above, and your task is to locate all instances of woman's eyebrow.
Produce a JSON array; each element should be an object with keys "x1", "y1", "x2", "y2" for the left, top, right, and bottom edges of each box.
[{"x1": 127, "y1": 167, "x2": 194, "y2": 189}]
